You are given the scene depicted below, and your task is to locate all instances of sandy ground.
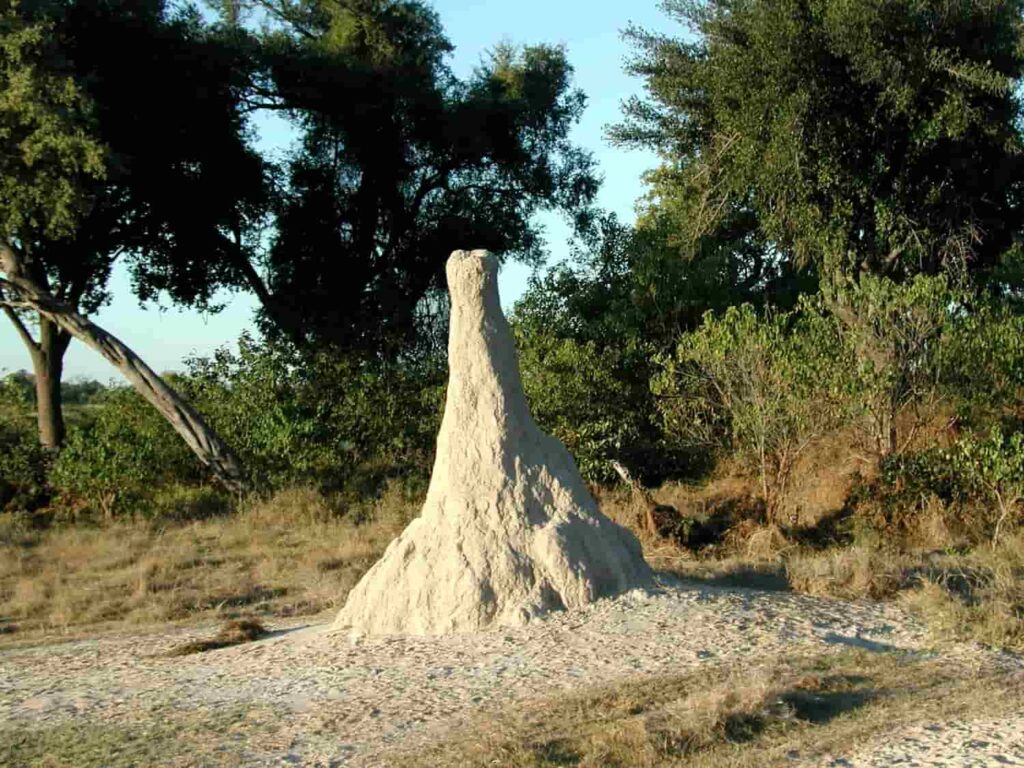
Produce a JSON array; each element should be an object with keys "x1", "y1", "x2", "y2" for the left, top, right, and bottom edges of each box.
[
  {"x1": 822, "y1": 716, "x2": 1024, "y2": 767},
  {"x1": 2, "y1": 578, "x2": 1022, "y2": 767}
]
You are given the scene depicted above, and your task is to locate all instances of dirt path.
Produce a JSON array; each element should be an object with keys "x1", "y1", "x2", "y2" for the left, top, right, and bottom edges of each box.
[{"x1": 2, "y1": 579, "x2": 1021, "y2": 767}]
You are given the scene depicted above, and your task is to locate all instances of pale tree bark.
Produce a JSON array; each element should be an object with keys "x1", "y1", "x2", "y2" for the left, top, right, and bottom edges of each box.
[{"x1": 1, "y1": 242, "x2": 245, "y2": 493}]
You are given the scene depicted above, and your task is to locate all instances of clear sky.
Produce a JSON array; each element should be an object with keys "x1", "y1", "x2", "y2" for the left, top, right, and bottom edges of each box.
[{"x1": 0, "y1": 0, "x2": 681, "y2": 381}]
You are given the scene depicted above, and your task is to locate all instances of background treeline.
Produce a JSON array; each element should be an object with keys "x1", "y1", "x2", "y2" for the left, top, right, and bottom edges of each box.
[{"x1": 2, "y1": 0, "x2": 1024, "y2": 646}]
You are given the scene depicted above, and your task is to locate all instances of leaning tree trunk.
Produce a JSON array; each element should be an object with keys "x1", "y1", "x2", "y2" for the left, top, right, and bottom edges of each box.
[{"x1": 1, "y1": 244, "x2": 244, "y2": 493}]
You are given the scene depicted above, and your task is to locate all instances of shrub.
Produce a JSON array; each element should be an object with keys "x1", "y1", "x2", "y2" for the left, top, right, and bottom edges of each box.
[
  {"x1": 182, "y1": 335, "x2": 446, "y2": 495},
  {"x1": 852, "y1": 427, "x2": 1024, "y2": 544},
  {"x1": 0, "y1": 429, "x2": 50, "y2": 513},
  {"x1": 944, "y1": 427, "x2": 1024, "y2": 544},
  {"x1": 514, "y1": 329, "x2": 656, "y2": 481},
  {"x1": 943, "y1": 301, "x2": 1024, "y2": 424},
  {"x1": 826, "y1": 273, "x2": 962, "y2": 458},
  {"x1": 0, "y1": 372, "x2": 50, "y2": 513},
  {"x1": 655, "y1": 301, "x2": 854, "y2": 521},
  {"x1": 49, "y1": 386, "x2": 198, "y2": 518},
  {"x1": 42, "y1": 336, "x2": 446, "y2": 519}
]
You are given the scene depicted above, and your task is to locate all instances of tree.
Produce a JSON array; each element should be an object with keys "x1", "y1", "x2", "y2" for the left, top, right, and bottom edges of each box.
[
  {"x1": 614, "y1": 0, "x2": 1024, "y2": 280},
  {"x1": 825, "y1": 273, "x2": 959, "y2": 459},
  {"x1": 221, "y1": 0, "x2": 599, "y2": 352},
  {"x1": 2, "y1": 0, "x2": 597, "y2": 485},
  {"x1": 0, "y1": 1, "x2": 261, "y2": 488},
  {"x1": 510, "y1": 214, "x2": 812, "y2": 480}
]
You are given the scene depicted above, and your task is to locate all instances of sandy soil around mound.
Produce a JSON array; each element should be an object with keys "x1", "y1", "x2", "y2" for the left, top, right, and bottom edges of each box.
[{"x1": 2, "y1": 578, "x2": 1022, "y2": 767}]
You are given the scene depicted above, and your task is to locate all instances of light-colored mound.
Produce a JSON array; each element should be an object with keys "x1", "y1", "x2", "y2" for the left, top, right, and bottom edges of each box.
[{"x1": 333, "y1": 249, "x2": 652, "y2": 635}]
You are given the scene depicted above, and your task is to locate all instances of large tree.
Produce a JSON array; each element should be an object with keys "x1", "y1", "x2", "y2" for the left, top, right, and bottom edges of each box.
[
  {"x1": 614, "y1": 0, "x2": 1024, "y2": 280},
  {"x1": 223, "y1": 0, "x2": 598, "y2": 352},
  {"x1": 3, "y1": 0, "x2": 598, "y2": 468},
  {"x1": 0, "y1": 1, "x2": 262, "y2": 486}
]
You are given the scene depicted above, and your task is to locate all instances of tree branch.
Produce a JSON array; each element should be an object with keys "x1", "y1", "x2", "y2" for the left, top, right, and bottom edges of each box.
[
  {"x1": 225, "y1": 227, "x2": 307, "y2": 349},
  {"x1": 0, "y1": 299, "x2": 39, "y2": 353},
  {"x1": 0, "y1": 240, "x2": 245, "y2": 492}
]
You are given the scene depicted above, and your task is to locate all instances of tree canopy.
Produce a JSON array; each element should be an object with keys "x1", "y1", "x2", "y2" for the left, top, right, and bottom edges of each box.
[
  {"x1": 614, "y1": 0, "x2": 1024, "y2": 280},
  {"x1": 233, "y1": 0, "x2": 598, "y2": 351},
  {"x1": 0, "y1": 0, "x2": 598, "y2": 461}
]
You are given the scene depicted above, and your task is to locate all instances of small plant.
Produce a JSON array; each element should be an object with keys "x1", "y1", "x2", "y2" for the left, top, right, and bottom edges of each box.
[
  {"x1": 49, "y1": 386, "x2": 197, "y2": 518},
  {"x1": 825, "y1": 273, "x2": 960, "y2": 459},
  {"x1": 514, "y1": 331, "x2": 652, "y2": 482},
  {"x1": 0, "y1": 372, "x2": 50, "y2": 513},
  {"x1": 183, "y1": 334, "x2": 445, "y2": 494},
  {"x1": 944, "y1": 427, "x2": 1024, "y2": 545}
]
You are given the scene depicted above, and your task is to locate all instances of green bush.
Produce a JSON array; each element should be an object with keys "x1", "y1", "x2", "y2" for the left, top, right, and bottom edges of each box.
[
  {"x1": 655, "y1": 301, "x2": 854, "y2": 520},
  {"x1": 854, "y1": 427, "x2": 1024, "y2": 544},
  {"x1": 0, "y1": 372, "x2": 50, "y2": 513},
  {"x1": 182, "y1": 335, "x2": 446, "y2": 495},
  {"x1": 45, "y1": 336, "x2": 447, "y2": 518},
  {"x1": 509, "y1": 218, "x2": 705, "y2": 483},
  {"x1": 49, "y1": 386, "x2": 198, "y2": 518},
  {"x1": 945, "y1": 427, "x2": 1024, "y2": 544},
  {"x1": 826, "y1": 273, "x2": 963, "y2": 458},
  {"x1": 943, "y1": 301, "x2": 1024, "y2": 424},
  {"x1": 514, "y1": 329, "x2": 653, "y2": 481}
]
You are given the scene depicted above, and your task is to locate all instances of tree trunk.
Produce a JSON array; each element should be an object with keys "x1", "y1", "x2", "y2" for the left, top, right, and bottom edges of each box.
[
  {"x1": 31, "y1": 316, "x2": 67, "y2": 449},
  {"x1": 1, "y1": 244, "x2": 245, "y2": 493},
  {"x1": 4, "y1": 305, "x2": 70, "y2": 449}
]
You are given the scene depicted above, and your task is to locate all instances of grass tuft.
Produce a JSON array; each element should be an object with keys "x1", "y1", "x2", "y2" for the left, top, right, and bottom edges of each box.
[{"x1": 164, "y1": 617, "x2": 268, "y2": 656}]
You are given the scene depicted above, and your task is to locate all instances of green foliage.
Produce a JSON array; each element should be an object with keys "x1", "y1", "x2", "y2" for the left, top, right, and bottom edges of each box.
[
  {"x1": 248, "y1": 0, "x2": 598, "y2": 351},
  {"x1": 44, "y1": 336, "x2": 446, "y2": 518},
  {"x1": 0, "y1": 4, "x2": 105, "y2": 241},
  {"x1": 616, "y1": 0, "x2": 1024, "y2": 279},
  {"x1": 181, "y1": 335, "x2": 446, "y2": 494},
  {"x1": 862, "y1": 427, "x2": 1024, "y2": 543},
  {"x1": 0, "y1": 428, "x2": 50, "y2": 513},
  {"x1": 49, "y1": 386, "x2": 198, "y2": 518},
  {"x1": 510, "y1": 218, "x2": 707, "y2": 482},
  {"x1": 0, "y1": 370, "x2": 49, "y2": 512},
  {"x1": 509, "y1": 214, "x2": 821, "y2": 483},
  {"x1": 3, "y1": 1, "x2": 266, "y2": 314},
  {"x1": 943, "y1": 301, "x2": 1024, "y2": 421},
  {"x1": 514, "y1": 329, "x2": 650, "y2": 482},
  {"x1": 827, "y1": 273, "x2": 962, "y2": 457},
  {"x1": 945, "y1": 427, "x2": 1024, "y2": 543},
  {"x1": 655, "y1": 302, "x2": 853, "y2": 518}
]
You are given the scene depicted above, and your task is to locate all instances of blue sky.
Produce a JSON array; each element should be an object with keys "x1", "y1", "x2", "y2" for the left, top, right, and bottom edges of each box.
[{"x1": 1, "y1": 0, "x2": 682, "y2": 381}]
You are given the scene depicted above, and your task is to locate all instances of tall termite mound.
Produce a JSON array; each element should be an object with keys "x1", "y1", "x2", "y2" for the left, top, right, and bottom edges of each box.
[{"x1": 333, "y1": 250, "x2": 653, "y2": 635}]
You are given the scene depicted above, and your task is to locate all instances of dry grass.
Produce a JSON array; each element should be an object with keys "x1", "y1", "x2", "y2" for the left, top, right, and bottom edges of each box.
[
  {"x1": 0, "y1": 484, "x2": 416, "y2": 641},
  {"x1": 903, "y1": 534, "x2": 1024, "y2": 649},
  {"x1": 163, "y1": 617, "x2": 268, "y2": 656},
  {"x1": 599, "y1": 477, "x2": 1024, "y2": 650},
  {"x1": 2, "y1": 469, "x2": 1020, "y2": 652},
  {"x1": 400, "y1": 650, "x2": 1023, "y2": 768},
  {"x1": 785, "y1": 542, "x2": 911, "y2": 600}
]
